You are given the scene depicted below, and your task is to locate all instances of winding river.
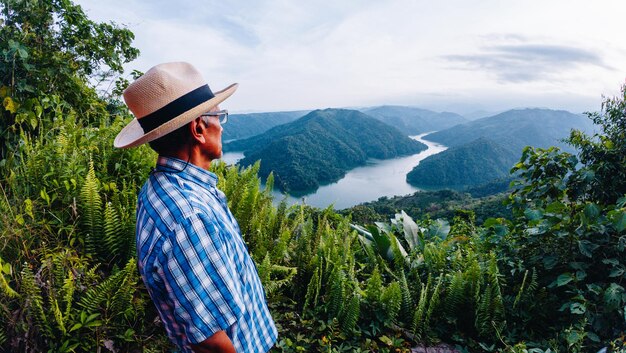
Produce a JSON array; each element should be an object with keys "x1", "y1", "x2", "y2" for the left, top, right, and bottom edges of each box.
[{"x1": 219, "y1": 134, "x2": 447, "y2": 209}]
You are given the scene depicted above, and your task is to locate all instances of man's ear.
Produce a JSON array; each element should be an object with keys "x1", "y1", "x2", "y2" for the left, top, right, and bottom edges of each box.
[{"x1": 189, "y1": 117, "x2": 206, "y2": 144}]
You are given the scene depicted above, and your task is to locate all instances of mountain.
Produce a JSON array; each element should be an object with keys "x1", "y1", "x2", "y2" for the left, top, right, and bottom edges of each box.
[
  {"x1": 226, "y1": 108, "x2": 427, "y2": 194},
  {"x1": 361, "y1": 105, "x2": 467, "y2": 135},
  {"x1": 406, "y1": 108, "x2": 597, "y2": 190},
  {"x1": 222, "y1": 111, "x2": 308, "y2": 141},
  {"x1": 407, "y1": 137, "x2": 519, "y2": 188},
  {"x1": 424, "y1": 108, "x2": 595, "y2": 153}
]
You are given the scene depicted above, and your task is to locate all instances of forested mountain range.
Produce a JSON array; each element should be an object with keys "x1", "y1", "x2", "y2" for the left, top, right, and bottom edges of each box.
[
  {"x1": 424, "y1": 108, "x2": 595, "y2": 153},
  {"x1": 408, "y1": 108, "x2": 597, "y2": 189},
  {"x1": 225, "y1": 108, "x2": 427, "y2": 193},
  {"x1": 361, "y1": 105, "x2": 468, "y2": 134},
  {"x1": 222, "y1": 110, "x2": 308, "y2": 140}
]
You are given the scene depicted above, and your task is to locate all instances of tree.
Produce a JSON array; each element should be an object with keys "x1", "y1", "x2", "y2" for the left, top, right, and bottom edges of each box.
[{"x1": 0, "y1": 0, "x2": 139, "y2": 157}]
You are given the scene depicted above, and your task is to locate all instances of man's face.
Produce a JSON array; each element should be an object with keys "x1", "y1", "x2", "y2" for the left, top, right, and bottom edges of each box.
[{"x1": 201, "y1": 106, "x2": 224, "y2": 161}]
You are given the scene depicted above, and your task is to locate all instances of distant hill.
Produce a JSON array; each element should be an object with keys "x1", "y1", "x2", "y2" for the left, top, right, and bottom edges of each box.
[
  {"x1": 407, "y1": 108, "x2": 597, "y2": 190},
  {"x1": 407, "y1": 137, "x2": 519, "y2": 188},
  {"x1": 226, "y1": 108, "x2": 427, "y2": 194},
  {"x1": 361, "y1": 105, "x2": 467, "y2": 135},
  {"x1": 424, "y1": 108, "x2": 595, "y2": 153},
  {"x1": 222, "y1": 111, "x2": 308, "y2": 141}
]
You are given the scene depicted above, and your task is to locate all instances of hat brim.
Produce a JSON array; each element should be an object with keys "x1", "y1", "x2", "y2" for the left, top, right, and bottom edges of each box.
[{"x1": 114, "y1": 83, "x2": 238, "y2": 149}]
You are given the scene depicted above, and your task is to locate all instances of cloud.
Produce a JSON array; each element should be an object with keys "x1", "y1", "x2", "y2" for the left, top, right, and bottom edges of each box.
[{"x1": 446, "y1": 42, "x2": 613, "y2": 82}]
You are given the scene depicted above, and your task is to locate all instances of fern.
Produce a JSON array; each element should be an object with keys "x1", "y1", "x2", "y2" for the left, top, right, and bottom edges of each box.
[
  {"x1": 80, "y1": 160, "x2": 102, "y2": 258},
  {"x1": 20, "y1": 266, "x2": 52, "y2": 338},
  {"x1": 365, "y1": 267, "x2": 383, "y2": 303},
  {"x1": 103, "y1": 201, "x2": 126, "y2": 263},
  {"x1": 412, "y1": 275, "x2": 431, "y2": 341},
  {"x1": 399, "y1": 270, "x2": 413, "y2": 325},
  {"x1": 381, "y1": 281, "x2": 402, "y2": 323},
  {"x1": 303, "y1": 265, "x2": 321, "y2": 316},
  {"x1": 423, "y1": 274, "x2": 443, "y2": 340},
  {"x1": 328, "y1": 267, "x2": 346, "y2": 318},
  {"x1": 446, "y1": 270, "x2": 465, "y2": 317},
  {"x1": 340, "y1": 294, "x2": 360, "y2": 334}
]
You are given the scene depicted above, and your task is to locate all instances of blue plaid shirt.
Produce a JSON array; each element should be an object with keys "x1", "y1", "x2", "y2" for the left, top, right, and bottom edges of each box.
[{"x1": 136, "y1": 157, "x2": 277, "y2": 353}]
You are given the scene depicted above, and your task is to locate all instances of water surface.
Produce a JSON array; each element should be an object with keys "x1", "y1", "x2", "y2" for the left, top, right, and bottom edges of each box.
[{"x1": 219, "y1": 134, "x2": 447, "y2": 209}]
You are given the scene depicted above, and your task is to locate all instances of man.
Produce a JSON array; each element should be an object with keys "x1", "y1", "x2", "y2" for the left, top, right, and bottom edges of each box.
[{"x1": 114, "y1": 62, "x2": 277, "y2": 353}]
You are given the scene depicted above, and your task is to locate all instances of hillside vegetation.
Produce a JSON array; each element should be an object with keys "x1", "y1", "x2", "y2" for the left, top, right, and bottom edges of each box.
[
  {"x1": 363, "y1": 105, "x2": 467, "y2": 134},
  {"x1": 226, "y1": 108, "x2": 427, "y2": 193},
  {"x1": 2, "y1": 2, "x2": 626, "y2": 353},
  {"x1": 407, "y1": 137, "x2": 519, "y2": 188}
]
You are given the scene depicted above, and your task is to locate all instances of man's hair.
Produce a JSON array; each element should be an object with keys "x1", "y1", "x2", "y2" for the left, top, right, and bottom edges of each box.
[{"x1": 148, "y1": 123, "x2": 193, "y2": 156}]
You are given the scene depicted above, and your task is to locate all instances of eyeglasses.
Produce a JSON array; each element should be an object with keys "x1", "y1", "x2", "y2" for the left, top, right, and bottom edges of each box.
[{"x1": 200, "y1": 109, "x2": 229, "y2": 125}]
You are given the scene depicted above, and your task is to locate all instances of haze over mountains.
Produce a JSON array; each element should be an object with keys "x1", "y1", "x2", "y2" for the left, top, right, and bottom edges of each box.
[
  {"x1": 361, "y1": 106, "x2": 468, "y2": 134},
  {"x1": 225, "y1": 108, "x2": 427, "y2": 193}
]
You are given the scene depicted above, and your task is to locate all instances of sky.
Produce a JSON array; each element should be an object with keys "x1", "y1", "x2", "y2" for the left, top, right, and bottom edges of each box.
[{"x1": 75, "y1": 0, "x2": 626, "y2": 115}]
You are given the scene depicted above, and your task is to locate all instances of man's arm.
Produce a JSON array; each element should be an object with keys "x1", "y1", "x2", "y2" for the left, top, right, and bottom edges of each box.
[{"x1": 191, "y1": 330, "x2": 236, "y2": 353}]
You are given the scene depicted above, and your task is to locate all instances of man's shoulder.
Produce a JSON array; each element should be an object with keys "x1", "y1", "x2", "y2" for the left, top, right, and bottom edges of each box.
[{"x1": 138, "y1": 173, "x2": 207, "y2": 231}]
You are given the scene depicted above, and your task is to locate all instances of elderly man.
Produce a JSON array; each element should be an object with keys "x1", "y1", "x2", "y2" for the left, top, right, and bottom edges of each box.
[{"x1": 114, "y1": 62, "x2": 277, "y2": 353}]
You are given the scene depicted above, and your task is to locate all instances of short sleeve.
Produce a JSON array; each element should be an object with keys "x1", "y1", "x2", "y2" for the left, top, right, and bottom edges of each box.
[{"x1": 159, "y1": 212, "x2": 245, "y2": 344}]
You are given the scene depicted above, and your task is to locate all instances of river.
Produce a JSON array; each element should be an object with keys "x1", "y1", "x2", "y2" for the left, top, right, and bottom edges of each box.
[{"x1": 219, "y1": 134, "x2": 447, "y2": 209}]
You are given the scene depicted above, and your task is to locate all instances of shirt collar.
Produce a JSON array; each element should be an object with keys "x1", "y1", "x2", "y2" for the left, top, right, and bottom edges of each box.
[{"x1": 155, "y1": 156, "x2": 218, "y2": 188}]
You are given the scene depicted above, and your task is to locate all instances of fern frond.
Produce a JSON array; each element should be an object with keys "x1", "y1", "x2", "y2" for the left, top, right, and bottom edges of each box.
[
  {"x1": 412, "y1": 281, "x2": 429, "y2": 341},
  {"x1": 399, "y1": 270, "x2": 413, "y2": 325},
  {"x1": 340, "y1": 294, "x2": 360, "y2": 334},
  {"x1": 446, "y1": 271, "x2": 465, "y2": 317},
  {"x1": 303, "y1": 265, "x2": 321, "y2": 316},
  {"x1": 103, "y1": 201, "x2": 125, "y2": 263},
  {"x1": 328, "y1": 267, "x2": 346, "y2": 318},
  {"x1": 80, "y1": 160, "x2": 102, "y2": 257},
  {"x1": 381, "y1": 281, "x2": 402, "y2": 323},
  {"x1": 20, "y1": 266, "x2": 52, "y2": 338},
  {"x1": 365, "y1": 267, "x2": 383, "y2": 303}
]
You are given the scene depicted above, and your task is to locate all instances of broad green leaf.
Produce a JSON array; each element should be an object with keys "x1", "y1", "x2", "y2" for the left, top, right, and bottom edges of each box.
[
  {"x1": 554, "y1": 273, "x2": 574, "y2": 287},
  {"x1": 609, "y1": 268, "x2": 624, "y2": 278},
  {"x1": 583, "y1": 203, "x2": 600, "y2": 220},
  {"x1": 569, "y1": 302, "x2": 586, "y2": 314},
  {"x1": 524, "y1": 208, "x2": 543, "y2": 221},
  {"x1": 613, "y1": 211, "x2": 626, "y2": 232},
  {"x1": 578, "y1": 240, "x2": 598, "y2": 258},
  {"x1": 427, "y1": 219, "x2": 450, "y2": 240},
  {"x1": 399, "y1": 211, "x2": 421, "y2": 251},
  {"x1": 604, "y1": 283, "x2": 625, "y2": 309}
]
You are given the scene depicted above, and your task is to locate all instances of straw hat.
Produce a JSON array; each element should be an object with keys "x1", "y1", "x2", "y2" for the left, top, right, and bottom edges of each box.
[{"x1": 114, "y1": 62, "x2": 238, "y2": 148}]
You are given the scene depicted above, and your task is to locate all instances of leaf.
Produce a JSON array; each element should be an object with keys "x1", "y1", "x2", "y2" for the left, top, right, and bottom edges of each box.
[
  {"x1": 427, "y1": 219, "x2": 450, "y2": 240},
  {"x1": 613, "y1": 211, "x2": 626, "y2": 232},
  {"x1": 3, "y1": 97, "x2": 17, "y2": 113},
  {"x1": 604, "y1": 283, "x2": 625, "y2": 309},
  {"x1": 400, "y1": 211, "x2": 421, "y2": 251},
  {"x1": 524, "y1": 208, "x2": 544, "y2": 221},
  {"x1": 569, "y1": 302, "x2": 586, "y2": 314},
  {"x1": 379, "y1": 335, "x2": 393, "y2": 346},
  {"x1": 553, "y1": 273, "x2": 574, "y2": 287},
  {"x1": 583, "y1": 203, "x2": 600, "y2": 220},
  {"x1": 578, "y1": 240, "x2": 598, "y2": 258}
]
